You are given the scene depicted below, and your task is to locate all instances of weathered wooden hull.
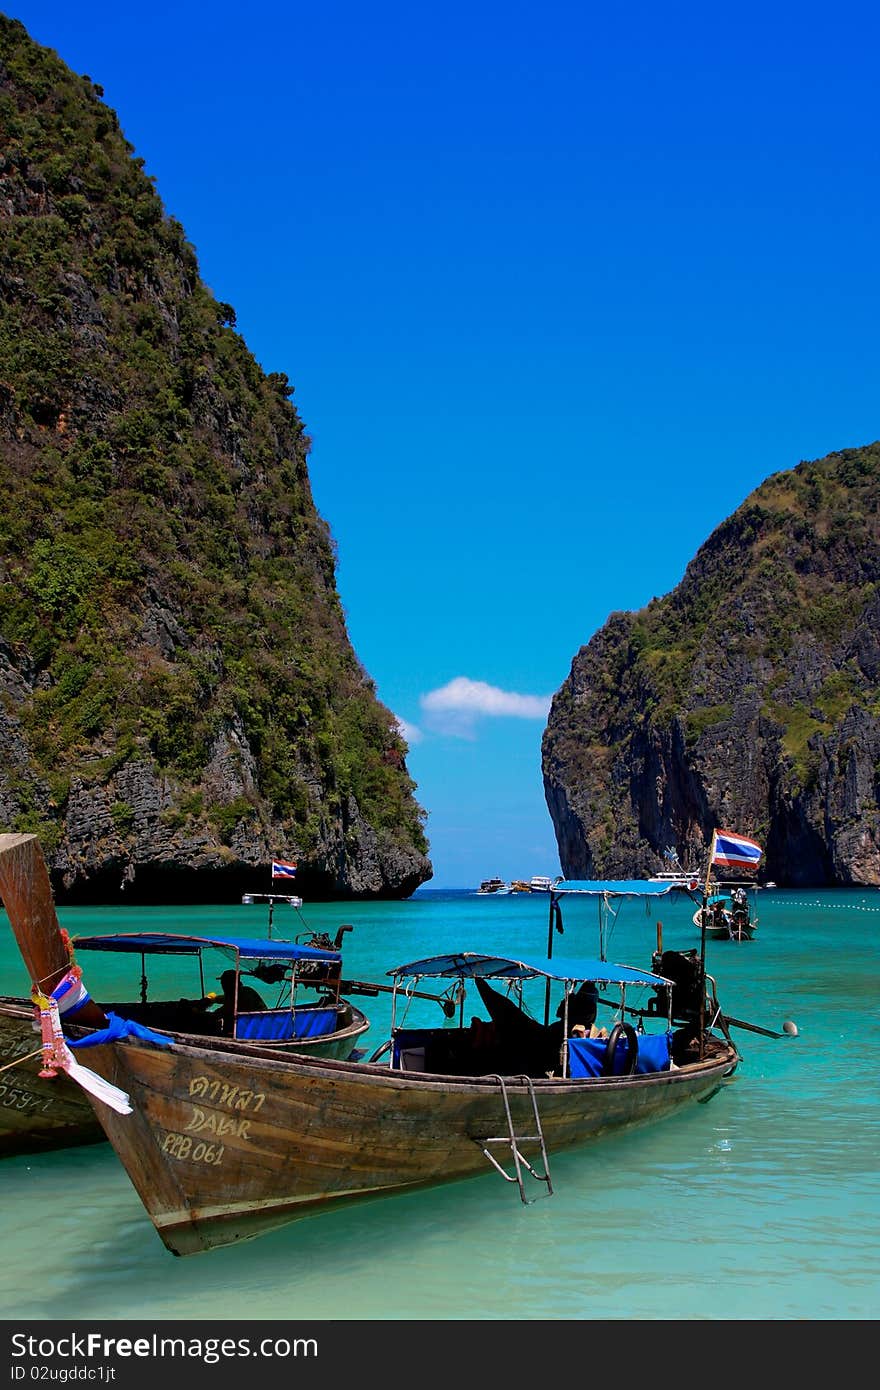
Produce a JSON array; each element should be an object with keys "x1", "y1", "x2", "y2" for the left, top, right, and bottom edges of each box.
[
  {"x1": 0, "y1": 996, "x2": 370, "y2": 1157},
  {"x1": 82, "y1": 1032, "x2": 739, "y2": 1256},
  {"x1": 0, "y1": 835, "x2": 740, "y2": 1256},
  {"x1": 0, "y1": 833, "x2": 372, "y2": 1159},
  {"x1": 0, "y1": 998, "x2": 104, "y2": 1155}
]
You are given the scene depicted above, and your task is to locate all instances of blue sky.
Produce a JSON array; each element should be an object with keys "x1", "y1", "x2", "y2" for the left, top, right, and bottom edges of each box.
[{"x1": 7, "y1": 2, "x2": 879, "y2": 888}]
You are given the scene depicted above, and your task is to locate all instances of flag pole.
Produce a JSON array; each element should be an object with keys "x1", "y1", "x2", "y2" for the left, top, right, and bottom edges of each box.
[
  {"x1": 544, "y1": 890, "x2": 555, "y2": 1025},
  {"x1": 703, "y1": 829, "x2": 716, "y2": 900},
  {"x1": 267, "y1": 863, "x2": 275, "y2": 938}
]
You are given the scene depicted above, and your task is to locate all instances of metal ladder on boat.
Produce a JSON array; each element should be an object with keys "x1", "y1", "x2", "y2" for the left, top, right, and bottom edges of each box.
[{"x1": 476, "y1": 1074, "x2": 553, "y2": 1204}]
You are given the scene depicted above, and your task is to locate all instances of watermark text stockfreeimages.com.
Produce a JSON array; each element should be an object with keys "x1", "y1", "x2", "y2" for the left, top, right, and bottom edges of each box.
[{"x1": 10, "y1": 1332, "x2": 316, "y2": 1370}]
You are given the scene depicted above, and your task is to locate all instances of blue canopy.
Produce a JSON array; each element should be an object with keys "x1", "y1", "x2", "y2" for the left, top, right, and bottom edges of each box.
[
  {"x1": 389, "y1": 951, "x2": 670, "y2": 988},
  {"x1": 72, "y1": 932, "x2": 341, "y2": 964},
  {"x1": 551, "y1": 879, "x2": 692, "y2": 897}
]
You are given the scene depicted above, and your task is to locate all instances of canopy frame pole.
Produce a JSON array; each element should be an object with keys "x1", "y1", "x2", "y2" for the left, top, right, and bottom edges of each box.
[
  {"x1": 561, "y1": 984, "x2": 571, "y2": 1078},
  {"x1": 544, "y1": 892, "x2": 556, "y2": 1025},
  {"x1": 698, "y1": 833, "x2": 717, "y2": 1060}
]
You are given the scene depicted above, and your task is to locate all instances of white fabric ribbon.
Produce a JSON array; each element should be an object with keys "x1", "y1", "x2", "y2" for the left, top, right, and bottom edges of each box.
[{"x1": 36, "y1": 993, "x2": 133, "y2": 1116}]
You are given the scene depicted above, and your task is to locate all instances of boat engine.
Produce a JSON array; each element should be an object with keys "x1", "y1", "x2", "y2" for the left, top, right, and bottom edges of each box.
[{"x1": 648, "y1": 948, "x2": 707, "y2": 1026}]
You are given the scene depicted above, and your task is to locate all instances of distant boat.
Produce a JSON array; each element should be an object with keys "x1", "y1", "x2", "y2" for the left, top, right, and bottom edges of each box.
[
  {"x1": 693, "y1": 887, "x2": 757, "y2": 942},
  {"x1": 648, "y1": 847, "x2": 701, "y2": 890},
  {"x1": 648, "y1": 869, "x2": 701, "y2": 888},
  {"x1": 529, "y1": 875, "x2": 555, "y2": 893},
  {"x1": 477, "y1": 877, "x2": 509, "y2": 895},
  {"x1": 509, "y1": 880, "x2": 532, "y2": 893}
]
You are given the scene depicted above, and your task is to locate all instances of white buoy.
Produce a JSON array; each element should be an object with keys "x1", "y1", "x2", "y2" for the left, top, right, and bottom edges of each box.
[{"x1": 782, "y1": 1020, "x2": 798, "y2": 1036}]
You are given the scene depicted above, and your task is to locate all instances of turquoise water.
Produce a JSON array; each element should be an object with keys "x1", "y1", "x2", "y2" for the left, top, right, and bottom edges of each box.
[{"x1": 1, "y1": 886, "x2": 878, "y2": 1321}]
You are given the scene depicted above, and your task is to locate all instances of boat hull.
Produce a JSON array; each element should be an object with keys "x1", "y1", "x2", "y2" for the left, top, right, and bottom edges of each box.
[
  {"x1": 0, "y1": 998, "x2": 104, "y2": 1155},
  {"x1": 82, "y1": 1034, "x2": 738, "y2": 1255},
  {"x1": 693, "y1": 909, "x2": 756, "y2": 941},
  {"x1": 0, "y1": 997, "x2": 370, "y2": 1158},
  {"x1": 704, "y1": 924, "x2": 756, "y2": 941}
]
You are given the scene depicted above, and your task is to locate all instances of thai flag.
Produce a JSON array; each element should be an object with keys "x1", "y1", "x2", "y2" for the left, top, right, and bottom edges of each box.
[
  {"x1": 271, "y1": 859, "x2": 297, "y2": 880},
  {"x1": 711, "y1": 829, "x2": 762, "y2": 868}
]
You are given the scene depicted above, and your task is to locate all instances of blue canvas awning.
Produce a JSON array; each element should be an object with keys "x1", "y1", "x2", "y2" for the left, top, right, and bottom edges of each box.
[
  {"x1": 72, "y1": 933, "x2": 341, "y2": 964},
  {"x1": 389, "y1": 951, "x2": 670, "y2": 988}
]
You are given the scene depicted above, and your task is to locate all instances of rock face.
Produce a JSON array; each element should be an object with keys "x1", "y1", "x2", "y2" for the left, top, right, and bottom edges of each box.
[
  {"x1": 542, "y1": 443, "x2": 880, "y2": 887},
  {"x1": 0, "y1": 19, "x2": 431, "y2": 902}
]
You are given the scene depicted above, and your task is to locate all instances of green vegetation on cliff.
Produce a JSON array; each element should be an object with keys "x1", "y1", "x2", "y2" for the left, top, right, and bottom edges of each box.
[
  {"x1": 0, "y1": 18, "x2": 429, "y2": 897},
  {"x1": 542, "y1": 442, "x2": 880, "y2": 886}
]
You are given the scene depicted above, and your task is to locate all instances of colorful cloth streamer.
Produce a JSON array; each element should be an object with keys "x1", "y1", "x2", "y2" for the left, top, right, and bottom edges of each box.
[
  {"x1": 51, "y1": 968, "x2": 92, "y2": 1018},
  {"x1": 32, "y1": 992, "x2": 133, "y2": 1115}
]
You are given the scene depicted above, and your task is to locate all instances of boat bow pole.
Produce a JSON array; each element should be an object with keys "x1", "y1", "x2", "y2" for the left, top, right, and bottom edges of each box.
[{"x1": 0, "y1": 833, "x2": 106, "y2": 1027}]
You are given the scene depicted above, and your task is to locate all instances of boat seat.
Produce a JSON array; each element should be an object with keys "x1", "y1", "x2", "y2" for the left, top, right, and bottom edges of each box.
[
  {"x1": 392, "y1": 1026, "x2": 489, "y2": 1075},
  {"x1": 398, "y1": 1046, "x2": 427, "y2": 1072},
  {"x1": 234, "y1": 1006, "x2": 337, "y2": 1042},
  {"x1": 392, "y1": 1027, "x2": 438, "y2": 1069},
  {"x1": 391, "y1": 1025, "x2": 552, "y2": 1079}
]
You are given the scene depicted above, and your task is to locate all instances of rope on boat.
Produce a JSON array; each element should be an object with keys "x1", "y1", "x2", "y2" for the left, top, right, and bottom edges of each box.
[
  {"x1": 0, "y1": 1048, "x2": 43, "y2": 1075},
  {"x1": 32, "y1": 928, "x2": 80, "y2": 994},
  {"x1": 397, "y1": 977, "x2": 419, "y2": 1027}
]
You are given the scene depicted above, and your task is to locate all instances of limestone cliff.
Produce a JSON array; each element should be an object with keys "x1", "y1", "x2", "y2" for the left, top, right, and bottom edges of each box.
[
  {"x1": 0, "y1": 18, "x2": 431, "y2": 902},
  {"x1": 542, "y1": 442, "x2": 880, "y2": 886}
]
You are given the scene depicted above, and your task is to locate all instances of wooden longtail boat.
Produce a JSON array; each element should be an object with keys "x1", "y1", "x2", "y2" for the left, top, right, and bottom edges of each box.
[
  {"x1": 693, "y1": 889, "x2": 758, "y2": 941},
  {"x1": 0, "y1": 950, "x2": 370, "y2": 1160},
  {"x1": 0, "y1": 833, "x2": 745, "y2": 1256},
  {"x1": 0, "y1": 988, "x2": 369, "y2": 1160},
  {"x1": 0, "y1": 844, "x2": 370, "y2": 1157},
  {"x1": 67, "y1": 927, "x2": 371, "y2": 1059}
]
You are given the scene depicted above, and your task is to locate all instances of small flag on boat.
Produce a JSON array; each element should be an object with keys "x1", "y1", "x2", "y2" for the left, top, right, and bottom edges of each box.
[
  {"x1": 711, "y1": 829, "x2": 763, "y2": 868},
  {"x1": 271, "y1": 859, "x2": 298, "y2": 880}
]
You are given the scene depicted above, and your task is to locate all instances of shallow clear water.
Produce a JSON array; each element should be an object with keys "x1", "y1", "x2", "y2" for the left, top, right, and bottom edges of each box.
[{"x1": 1, "y1": 886, "x2": 878, "y2": 1321}]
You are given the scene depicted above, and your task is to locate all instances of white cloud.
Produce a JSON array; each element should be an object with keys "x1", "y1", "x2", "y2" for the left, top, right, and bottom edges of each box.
[
  {"x1": 420, "y1": 677, "x2": 552, "y2": 737},
  {"x1": 394, "y1": 716, "x2": 423, "y2": 745}
]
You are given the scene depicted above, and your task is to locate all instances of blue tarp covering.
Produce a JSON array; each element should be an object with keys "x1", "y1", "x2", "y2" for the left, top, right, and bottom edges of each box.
[
  {"x1": 72, "y1": 932, "x2": 341, "y2": 964},
  {"x1": 234, "y1": 1006, "x2": 337, "y2": 1041},
  {"x1": 290, "y1": 1007, "x2": 337, "y2": 1039},
  {"x1": 389, "y1": 952, "x2": 670, "y2": 988},
  {"x1": 66, "y1": 1012, "x2": 174, "y2": 1049},
  {"x1": 568, "y1": 1030, "x2": 672, "y2": 1077}
]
